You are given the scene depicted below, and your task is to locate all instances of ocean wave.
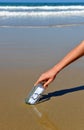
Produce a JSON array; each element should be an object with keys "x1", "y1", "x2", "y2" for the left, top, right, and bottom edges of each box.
[
  {"x1": 0, "y1": 5, "x2": 84, "y2": 11},
  {"x1": 0, "y1": 10, "x2": 84, "y2": 17},
  {"x1": 0, "y1": 4, "x2": 84, "y2": 27}
]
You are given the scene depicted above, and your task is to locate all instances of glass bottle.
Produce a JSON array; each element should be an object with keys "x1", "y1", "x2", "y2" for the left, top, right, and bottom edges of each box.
[{"x1": 25, "y1": 83, "x2": 45, "y2": 105}]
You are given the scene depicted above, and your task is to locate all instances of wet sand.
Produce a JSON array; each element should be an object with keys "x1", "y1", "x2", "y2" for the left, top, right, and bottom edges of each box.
[{"x1": 0, "y1": 26, "x2": 84, "y2": 130}]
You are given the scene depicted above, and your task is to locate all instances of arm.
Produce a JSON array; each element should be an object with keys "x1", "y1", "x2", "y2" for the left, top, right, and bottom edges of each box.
[{"x1": 35, "y1": 40, "x2": 84, "y2": 87}]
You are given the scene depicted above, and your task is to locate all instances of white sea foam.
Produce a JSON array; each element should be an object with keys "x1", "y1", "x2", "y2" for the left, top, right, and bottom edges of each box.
[
  {"x1": 0, "y1": 5, "x2": 84, "y2": 10},
  {"x1": 0, "y1": 10, "x2": 84, "y2": 18},
  {"x1": 0, "y1": 5, "x2": 84, "y2": 26},
  {"x1": 0, "y1": 5, "x2": 84, "y2": 18}
]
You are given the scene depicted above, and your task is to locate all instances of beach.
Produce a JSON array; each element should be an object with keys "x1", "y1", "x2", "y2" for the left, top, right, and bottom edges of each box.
[{"x1": 0, "y1": 25, "x2": 84, "y2": 130}]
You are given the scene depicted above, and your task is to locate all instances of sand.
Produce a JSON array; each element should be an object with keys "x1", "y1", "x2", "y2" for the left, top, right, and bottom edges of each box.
[{"x1": 0, "y1": 25, "x2": 84, "y2": 130}]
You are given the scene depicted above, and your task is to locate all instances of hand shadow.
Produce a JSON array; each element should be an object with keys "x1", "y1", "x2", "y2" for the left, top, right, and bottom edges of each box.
[{"x1": 38, "y1": 85, "x2": 84, "y2": 104}]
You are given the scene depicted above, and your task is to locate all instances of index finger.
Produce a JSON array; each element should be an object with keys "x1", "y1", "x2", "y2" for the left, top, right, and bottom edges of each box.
[
  {"x1": 34, "y1": 80, "x2": 40, "y2": 86},
  {"x1": 34, "y1": 76, "x2": 43, "y2": 86},
  {"x1": 34, "y1": 76, "x2": 47, "y2": 86}
]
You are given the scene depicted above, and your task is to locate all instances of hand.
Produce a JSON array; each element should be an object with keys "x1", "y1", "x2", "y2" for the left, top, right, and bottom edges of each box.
[
  {"x1": 34, "y1": 68, "x2": 57, "y2": 88},
  {"x1": 35, "y1": 41, "x2": 84, "y2": 88}
]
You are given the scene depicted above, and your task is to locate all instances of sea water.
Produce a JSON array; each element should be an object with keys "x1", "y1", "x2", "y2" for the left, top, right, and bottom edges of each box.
[{"x1": 0, "y1": 2, "x2": 84, "y2": 27}]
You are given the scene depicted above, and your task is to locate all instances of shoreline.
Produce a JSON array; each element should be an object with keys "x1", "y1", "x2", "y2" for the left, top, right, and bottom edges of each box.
[{"x1": 0, "y1": 22, "x2": 84, "y2": 28}]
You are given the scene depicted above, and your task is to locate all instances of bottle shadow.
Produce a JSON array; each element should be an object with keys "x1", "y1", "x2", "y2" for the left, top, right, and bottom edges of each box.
[{"x1": 38, "y1": 85, "x2": 84, "y2": 104}]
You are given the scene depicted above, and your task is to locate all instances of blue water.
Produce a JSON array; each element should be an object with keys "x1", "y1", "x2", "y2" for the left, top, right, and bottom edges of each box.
[{"x1": 0, "y1": 2, "x2": 84, "y2": 27}]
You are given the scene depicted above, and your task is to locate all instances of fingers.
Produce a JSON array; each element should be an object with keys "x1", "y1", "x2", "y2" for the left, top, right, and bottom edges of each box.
[
  {"x1": 34, "y1": 80, "x2": 40, "y2": 86},
  {"x1": 34, "y1": 77, "x2": 53, "y2": 89},
  {"x1": 44, "y1": 78, "x2": 53, "y2": 87},
  {"x1": 34, "y1": 70, "x2": 56, "y2": 87},
  {"x1": 34, "y1": 75, "x2": 47, "y2": 86}
]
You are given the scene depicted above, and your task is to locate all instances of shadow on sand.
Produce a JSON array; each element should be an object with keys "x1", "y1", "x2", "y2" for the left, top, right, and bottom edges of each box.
[{"x1": 38, "y1": 85, "x2": 84, "y2": 104}]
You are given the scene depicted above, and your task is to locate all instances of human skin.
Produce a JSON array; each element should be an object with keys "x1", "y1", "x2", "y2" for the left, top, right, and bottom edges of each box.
[{"x1": 35, "y1": 40, "x2": 84, "y2": 87}]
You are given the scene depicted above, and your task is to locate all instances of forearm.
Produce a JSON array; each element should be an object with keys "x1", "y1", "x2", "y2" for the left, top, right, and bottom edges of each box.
[
  {"x1": 53, "y1": 40, "x2": 84, "y2": 74},
  {"x1": 35, "y1": 40, "x2": 84, "y2": 87}
]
